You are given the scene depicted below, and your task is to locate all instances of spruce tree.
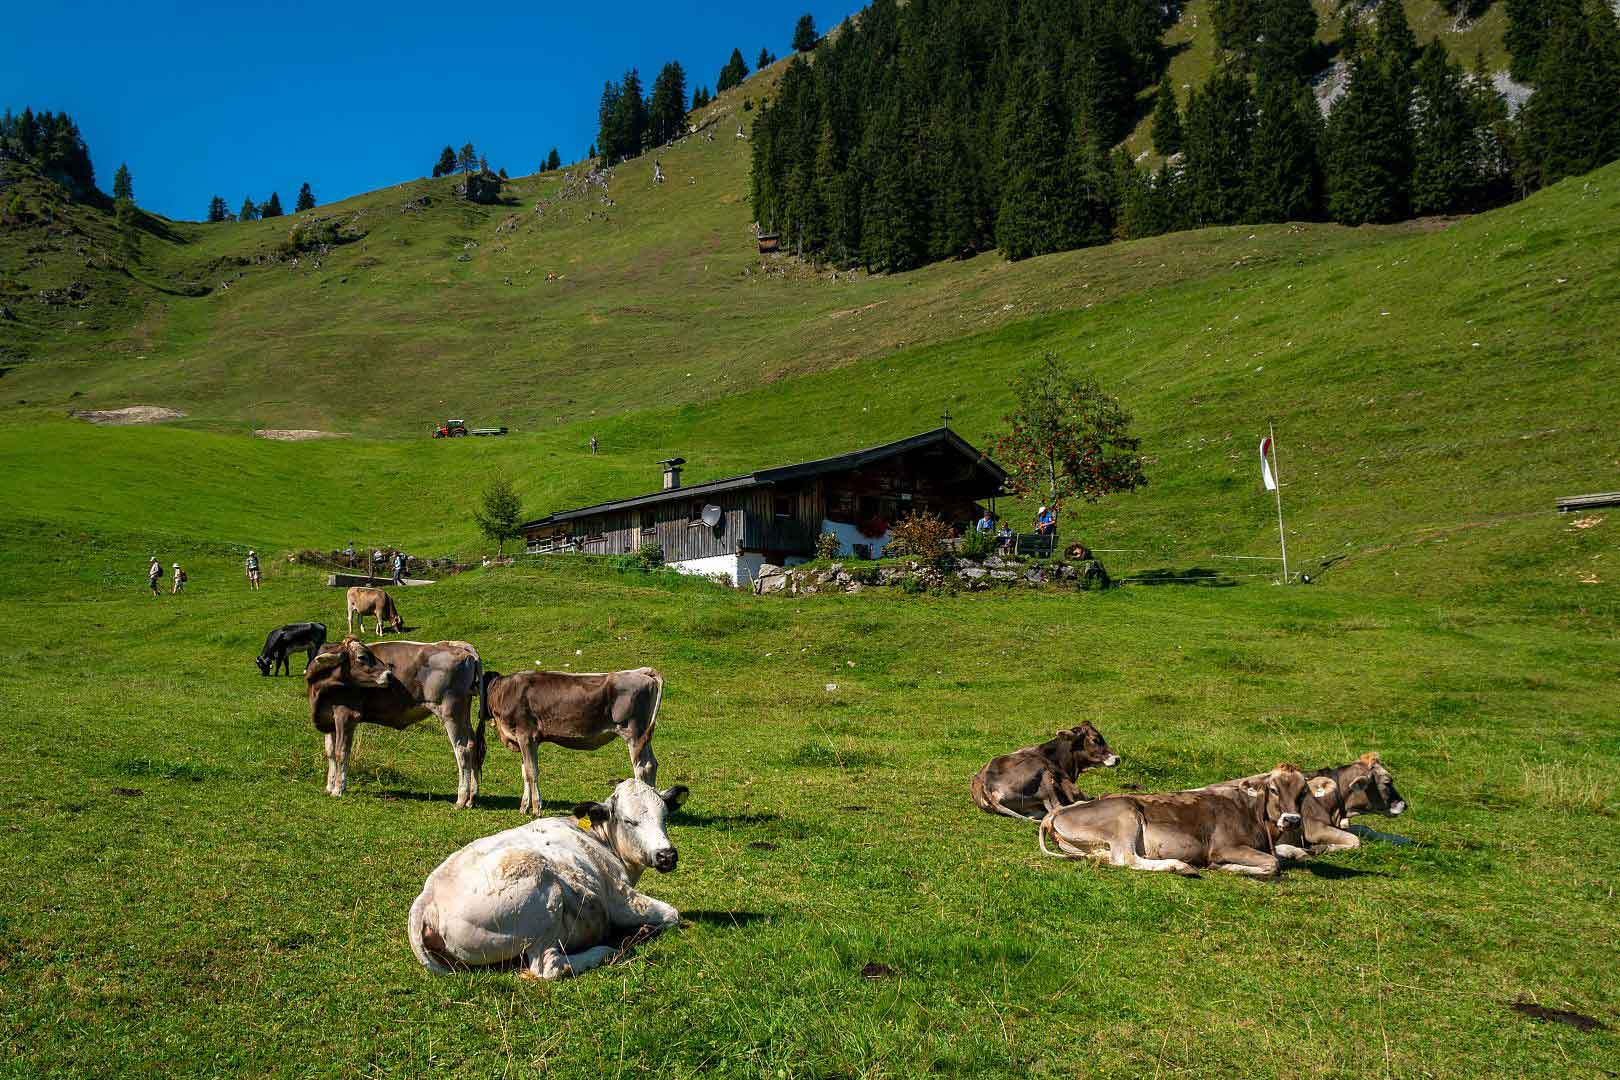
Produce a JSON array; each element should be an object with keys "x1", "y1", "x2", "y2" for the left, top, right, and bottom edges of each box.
[
  {"x1": 612, "y1": 69, "x2": 649, "y2": 158},
  {"x1": 995, "y1": 67, "x2": 1070, "y2": 260},
  {"x1": 1505, "y1": 0, "x2": 1562, "y2": 81},
  {"x1": 1323, "y1": 0, "x2": 1416, "y2": 223},
  {"x1": 434, "y1": 145, "x2": 456, "y2": 177},
  {"x1": 112, "y1": 162, "x2": 133, "y2": 202},
  {"x1": 718, "y1": 49, "x2": 750, "y2": 92},
  {"x1": 295, "y1": 182, "x2": 315, "y2": 212},
  {"x1": 649, "y1": 62, "x2": 689, "y2": 146},
  {"x1": 1410, "y1": 42, "x2": 1480, "y2": 214},
  {"x1": 547, "y1": 147, "x2": 561, "y2": 171},
  {"x1": 457, "y1": 143, "x2": 476, "y2": 173},
  {"x1": 758, "y1": 48, "x2": 776, "y2": 70},
  {"x1": 1150, "y1": 75, "x2": 1183, "y2": 157},
  {"x1": 1517, "y1": 0, "x2": 1620, "y2": 187},
  {"x1": 1182, "y1": 65, "x2": 1255, "y2": 225},
  {"x1": 1247, "y1": 73, "x2": 1322, "y2": 220},
  {"x1": 1254, "y1": 0, "x2": 1319, "y2": 80},
  {"x1": 261, "y1": 191, "x2": 284, "y2": 218},
  {"x1": 206, "y1": 194, "x2": 228, "y2": 223},
  {"x1": 793, "y1": 14, "x2": 819, "y2": 52},
  {"x1": 239, "y1": 195, "x2": 259, "y2": 222}
]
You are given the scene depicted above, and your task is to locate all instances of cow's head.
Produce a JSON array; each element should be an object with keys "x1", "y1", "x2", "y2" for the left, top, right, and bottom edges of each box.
[
  {"x1": 305, "y1": 637, "x2": 394, "y2": 692},
  {"x1": 1343, "y1": 753, "x2": 1407, "y2": 821},
  {"x1": 1240, "y1": 763, "x2": 1308, "y2": 831},
  {"x1": 574, "y1": 779, "x2": 689, "y2": 879},
  {"x1": 255, "y1": 654, "x2": 272, "y2": 676},
  {"x1": 1055, "y1": 722, "x2": 1120, "y2": 774}
]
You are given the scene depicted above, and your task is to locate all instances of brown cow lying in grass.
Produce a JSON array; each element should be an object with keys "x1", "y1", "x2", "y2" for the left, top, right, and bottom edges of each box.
[
  {"x1": 1039, "y1": 763, "x2": 1314, "y2": 878},
  {"x1": 1215, "y1": 752, "x2": 1411, "y2": 855},
  {"x1": 479, "y1": 667, "x2": 665, "y2": 815},
  {"x1": 970, "y1": 723, "x2": 1120, "y2": 819},
  {"x1": 346, "y1": 586, "x2": 404, "y2": 636}
]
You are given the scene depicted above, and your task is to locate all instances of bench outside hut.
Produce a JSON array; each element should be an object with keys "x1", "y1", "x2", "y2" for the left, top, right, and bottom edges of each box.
[
  {"x1": 757, "y1": 233, "x2": 780, "y2": 254},
  {"x1": 522, "y1": 428, "x2": 1009, "y2": 587}
]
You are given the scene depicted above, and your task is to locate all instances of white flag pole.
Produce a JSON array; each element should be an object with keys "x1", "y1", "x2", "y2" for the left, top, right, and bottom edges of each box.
[{"x1": 1269, "y1": 420, "x2": 1289, "y2": 583}]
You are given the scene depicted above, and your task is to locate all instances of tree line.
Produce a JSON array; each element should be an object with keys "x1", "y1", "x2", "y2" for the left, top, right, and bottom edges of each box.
[
  {"x1": 751, "y1": 0, "x2": 1620, "y2": 271},
  {"x1": 202, "y1": 182, "x2": 315, "y2": 222},
  {"x1": 1, "y1": 107, "x2": 98, "y2": 201}
]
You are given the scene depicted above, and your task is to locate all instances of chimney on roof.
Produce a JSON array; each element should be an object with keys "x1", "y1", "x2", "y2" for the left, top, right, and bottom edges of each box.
[{"x1": 658, "y1": 456, "x2": 685, "y2": 490}]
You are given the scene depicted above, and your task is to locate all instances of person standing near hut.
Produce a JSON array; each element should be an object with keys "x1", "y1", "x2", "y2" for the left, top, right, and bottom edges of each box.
[
  {"x1": 148, "y1": 557, "x2": 163, "y2": 598},
  {"x1": 590, "y1": 435, "x2": 599, "y2": 455},
  {"x1": 392, "y1": 550, "x2": 406, "y2": 586},
  {"x1": 245, "y1": 549, "x2": 261, "y2": 590},
  {"x1": 172, "y1": 562, "x2": 187, "y2": 595}
]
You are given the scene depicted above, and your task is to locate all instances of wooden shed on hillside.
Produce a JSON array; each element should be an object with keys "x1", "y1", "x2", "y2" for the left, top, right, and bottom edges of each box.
[{"x1": 522, "y1": 427, "x2": 1008, "y2": 586}]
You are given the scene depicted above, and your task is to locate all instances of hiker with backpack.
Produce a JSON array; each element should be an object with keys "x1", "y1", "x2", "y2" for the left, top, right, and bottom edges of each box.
[
  {"x1": 148, "y1": 557, "x2": 162, "y2": 598},
  {"x1": 245, "y1": 550, "x2": 262, "y2": 590},
  {"x1": 172, "y1": 563, "x2": 188, "y2": 595}
]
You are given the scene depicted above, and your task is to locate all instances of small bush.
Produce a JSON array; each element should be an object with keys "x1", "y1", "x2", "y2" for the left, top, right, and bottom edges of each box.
[
  {"x1": 886, "y1": 511, "x2": 953, "y2": 564},
  {"x1": 634, "y1": 541, "x2": 665, "y2": 568},
  {"x1": 960, "y1": 527, "x2": 995, "y2": 560},
  {"x1": 814, "y1": 531, "x2": 841, "y2": 560}
]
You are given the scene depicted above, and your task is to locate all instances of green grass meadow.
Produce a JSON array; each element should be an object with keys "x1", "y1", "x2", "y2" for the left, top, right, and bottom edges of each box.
[{"x1": 2, "y1": 89, "x2": 1619, "y2": 1077}]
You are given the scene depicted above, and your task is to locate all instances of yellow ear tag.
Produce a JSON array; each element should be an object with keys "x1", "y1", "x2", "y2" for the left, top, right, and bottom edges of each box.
[{"x1": 577, "y1": 816, "x2": 593, "y2": 831}]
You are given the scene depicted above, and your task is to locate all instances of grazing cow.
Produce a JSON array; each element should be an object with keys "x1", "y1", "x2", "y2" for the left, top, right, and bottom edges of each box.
[
  {"x1": 346, "y1": 586, "x2": 404, "y2": 636},
  {"x1": 479, "y1": 668, "x2": 664, "y2": 814},
  {"x1": 1038, "y1": 763, "x2": 1313, "y2": 878},
  {"x1": 305, "y1": 637, "x2": 485, "y2": 806},
  {"x1": 408, "y1": 779, "x2": 689, "y2": 979},
  {"x1": 255, "y1": 621, "x2": 327, "y2": 676},
  {"x1": 970, "y1": 723, "x2": 1120, "y2": 819}
]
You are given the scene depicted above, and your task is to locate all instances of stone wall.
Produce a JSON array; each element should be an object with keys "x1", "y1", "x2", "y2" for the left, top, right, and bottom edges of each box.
[{"x1": 753, "y1": 554, "x2": 1110, "y2": 595}]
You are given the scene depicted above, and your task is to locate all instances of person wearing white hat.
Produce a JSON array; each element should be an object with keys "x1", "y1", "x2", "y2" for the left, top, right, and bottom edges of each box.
[
  {"x1": 1035, "y1": 505, "x2": 1056, "y2": 537},
  {"x1": 148, "y1": 556, "x2": 163, "y2": 598},
  {"x1": 171, "y1": 562, "x2": 187, "y2": 595},
  {"x1": 245, "y1": 549, "x2": 261, "y2": 590}
]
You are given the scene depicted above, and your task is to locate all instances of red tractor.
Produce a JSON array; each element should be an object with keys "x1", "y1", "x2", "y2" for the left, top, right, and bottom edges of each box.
[{"x1": 432, "y1": 418, "x2": 469, "y2": 439}]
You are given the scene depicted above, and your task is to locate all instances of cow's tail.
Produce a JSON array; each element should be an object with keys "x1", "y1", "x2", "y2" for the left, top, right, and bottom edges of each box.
[
  {"x1": 471, "y1": 660, "x2": 493, "y2": 772},
  {"x1": 1037, "y1": 811, "x2": 1074, "y2": 859},
  {"x1": 645, "y1": 668, "x2": 665, "y2": 730},
  {"x1": 407, "y1": 891, "x2": 454, "y2": 975}
]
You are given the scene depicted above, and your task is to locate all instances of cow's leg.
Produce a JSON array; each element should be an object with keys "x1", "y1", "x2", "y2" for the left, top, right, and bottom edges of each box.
[
  {"x1": 331, "y1": 711, "x2": 359, "y2": 797},
  {"x1": 517, "y1": 737, "x2": 542, "y2": 815},
  {"x1": 323, "y1": 732, "x2": 339, "y2": 795},
  {"x1": 439, "y1": 712, "x2": 474, "y2": 808},
  {"x1": 1210, "y1": 845, "x2": 1281, "y2": 878},
  {"x1": 524, "y1": 944, "x2": 618, "y2": 980},
  {"x1": 625, "y1": 729, "x2": 657, "y2": 787},
  {"x1": 346, "y1": 604, "x2": 355, "y2": 637}
]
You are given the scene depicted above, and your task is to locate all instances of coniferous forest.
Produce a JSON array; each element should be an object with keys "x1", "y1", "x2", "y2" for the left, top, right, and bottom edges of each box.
[{"x1": 750, "y1": 0, "x2": 1620, "y2": 271}]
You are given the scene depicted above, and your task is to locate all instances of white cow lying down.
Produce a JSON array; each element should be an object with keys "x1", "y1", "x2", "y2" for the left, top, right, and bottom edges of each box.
[{"x1": 409, "y1": 779, "x2": 689, "y2": 979}]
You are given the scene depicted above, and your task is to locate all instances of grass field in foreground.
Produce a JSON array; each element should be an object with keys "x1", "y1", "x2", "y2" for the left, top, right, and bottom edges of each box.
[{"x1": 1, "y1": 524, "x2": 1616, "y2": 1078}]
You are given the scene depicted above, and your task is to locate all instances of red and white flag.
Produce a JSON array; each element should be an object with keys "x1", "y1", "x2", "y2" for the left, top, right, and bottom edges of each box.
[{"x1": 1259, "y1": 436, "x2": 1277, "y2": 491}]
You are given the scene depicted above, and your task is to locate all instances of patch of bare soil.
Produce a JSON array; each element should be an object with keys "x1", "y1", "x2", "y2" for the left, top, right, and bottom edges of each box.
[
  {"x1": 254, "y1": 429, "x2": 349, "y2": 441},
  {"x1": 69, "y1": 405, "x2": 187, "y2": 425}
]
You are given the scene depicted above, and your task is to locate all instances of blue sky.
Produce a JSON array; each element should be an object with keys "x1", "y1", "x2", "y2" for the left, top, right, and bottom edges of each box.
[{"x1": 4, "y1": 0, "x2": 852, "y2": 220}]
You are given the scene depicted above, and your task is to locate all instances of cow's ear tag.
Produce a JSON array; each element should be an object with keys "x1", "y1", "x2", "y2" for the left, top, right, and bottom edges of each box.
[{"x1": 577, "y1": 815, "x2": 593, "y2": 831}]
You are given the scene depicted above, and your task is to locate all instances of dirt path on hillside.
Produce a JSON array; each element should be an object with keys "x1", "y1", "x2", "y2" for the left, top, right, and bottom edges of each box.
[
  {"x1": 69, "y1": 406, "x2": 187, "y2": 425},
  {"x1": 254, "y1": 429, "x2": 349, "y2": 441}
]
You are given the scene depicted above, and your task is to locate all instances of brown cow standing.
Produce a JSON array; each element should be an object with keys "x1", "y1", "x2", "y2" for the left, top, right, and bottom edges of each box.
[
  {"x1": 306, "y1": 638, "x2": 486, "y2": 807},
  {"x1": 347, "y1": 586, "x2": 404, "y2": 636},
  {"x1": 970, "y1": 723, "x2": 1120, "y2": 819},
  {"x1": 479, "y1": 667, "x2": 664, "y2": 815}
]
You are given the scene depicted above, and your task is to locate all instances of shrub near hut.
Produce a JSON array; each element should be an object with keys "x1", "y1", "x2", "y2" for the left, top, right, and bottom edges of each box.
[{"x1": 885, "y1": 511, "x2": 953, "y2": 565}]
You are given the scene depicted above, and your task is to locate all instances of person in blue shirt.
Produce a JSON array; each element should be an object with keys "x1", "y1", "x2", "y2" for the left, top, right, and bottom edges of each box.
[
  {"x1": 1035, "y1": 506, "x2": 1056, "y2": 536},
  {"x1": 975, "y1": 510, "x2": 995, "y2": 533}
]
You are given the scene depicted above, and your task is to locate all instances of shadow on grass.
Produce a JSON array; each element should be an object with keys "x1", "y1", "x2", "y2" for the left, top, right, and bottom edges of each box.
[
  {"x1": 1121, "y1": 567, "x2": 1240, "y2": 588},
  {"x1": 680, "y1": 910, "x2": 773, "y2": 928},
  {"x1": 1295, "y1": 861, "x2": 1388, "y2": 880},
  {"x1": 373, "y1": 789, "x2": 577, "y2": 812},
  {"x1": 671, "y1": 809, "x2": 782, "y2": 827}
]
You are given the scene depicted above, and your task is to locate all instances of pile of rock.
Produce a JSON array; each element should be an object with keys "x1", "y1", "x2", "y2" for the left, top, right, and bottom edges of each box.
[{"x1": 753, "y1": 554, "x2": 1110, "y2": 596}]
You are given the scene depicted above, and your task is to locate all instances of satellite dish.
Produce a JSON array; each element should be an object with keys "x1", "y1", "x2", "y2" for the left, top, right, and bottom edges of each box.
[{"x1": 701, "y1": 504, "x2": 723, "y2": 529}]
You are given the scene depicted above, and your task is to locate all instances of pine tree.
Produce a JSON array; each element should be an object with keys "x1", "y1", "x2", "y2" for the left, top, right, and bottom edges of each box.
[
  {"x1": 295, "y1": 182, "x2": 315, "y2": 212},
  {"x1": 1064, "y1": 108, "x2": 1117, "y2": 247},
  {"x1": 1210, "y1": 0, "x2": 1262, "y2": 54},
  {"x1": 239, "y1": 195, "x2": 259, "y2": 222},
  {"x1": 206, "y1": 195, "x2": 229, "y2": 223},
  {"x1": 457, "y1": 143, "x2": 477, "y2": 173},
  {"x1": 1254, "y1": 0, "x2": 1319, "y2": 80},
  {"x1": 589, "y1": 143, "x2": 597, "y2": 159},
  {"x1": 718, "y1": 49, "x2": 750, "y2": 92},
  {"x1": 1150, "y1": 75, "x2": 1183, "y2": 157},
  {"x1": 758, "y1": 48, "x2": 776, "y2": 70},
  {"x1": 611, "y1": 69, "x2": 649, "y2": 158},
  {"x1": 995, "y1": 67, "x2": 1070, "y2": 260},
  {"x1": 793, "y1": 14, "x2": 819, "y2": 52},
  {"x1": 1517, "y1": 0, "x2": 1620, "y2": 187},
  {"x1": 1247, "y1": 73, "x2": 1322, "y2": 220},
  {"x1": 547, "y1": 147, "x2": 561, "y2": 171},
  {"x1": 1505, "y1": 0, "x2": 1565, "y2": 80},
  {"x1": 261, "y1": 191, "x2": 284, "y2": 218},
  {"x1": 112, "y1": 162, "x2": 133, "y2": 203},
  {"x1": 1323, "y1": 0, "x2": 1417, "y2": 223},
  {"x1": 434, "y1": 145, "x2": 456, "y2": 177},
  {"x1": 649, "y1": 62, "x2": 690, "y2": 146},
  {"x1": 1410, "y1": 42, "x2": 1480, "y2": 214},
  {"x1": 1182, "y1": 65, "x2": 1255, "y2": 225}
]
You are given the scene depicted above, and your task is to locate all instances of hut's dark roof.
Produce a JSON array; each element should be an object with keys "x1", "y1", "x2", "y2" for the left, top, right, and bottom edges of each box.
[{"x1": 523, "y1": 427, "x2": 1006, "y2": 529}]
